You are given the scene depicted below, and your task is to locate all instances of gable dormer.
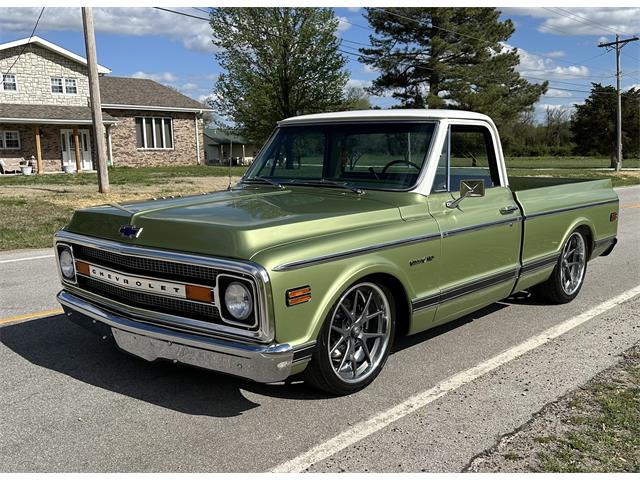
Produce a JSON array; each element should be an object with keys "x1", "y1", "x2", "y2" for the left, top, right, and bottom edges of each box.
[{"x1": 0, "y1": 36, "x2": 111, "y2": 107}]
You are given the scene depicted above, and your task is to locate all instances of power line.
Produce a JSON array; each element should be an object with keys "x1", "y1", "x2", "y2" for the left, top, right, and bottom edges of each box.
[
  {"x1": 556, "y1": 7, "x2": 628, "y2": 35},
  {"x1": 375, "y1": 8, "x2": 615, "y2": 76},
  {"x1": 192, "y1": 7, "x2": 213, "y2": 16},
  {"x1": 153, "y1": 7, "x2": 210, "y2": 22},
  {"x1": 2, "y1": 7, "x2": 45, "y2": 84},
  {"x1": 338, "y1": 46, "x2": 610, "y2": 96}
]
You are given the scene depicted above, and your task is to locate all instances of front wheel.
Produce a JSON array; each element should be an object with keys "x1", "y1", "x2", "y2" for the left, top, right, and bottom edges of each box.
[
  {"x1": 533, "y1": 230, "x2": 588, "y2": 304},
  {"x1": 304, "y1": 281, "x2": 395, "y2": 395}
]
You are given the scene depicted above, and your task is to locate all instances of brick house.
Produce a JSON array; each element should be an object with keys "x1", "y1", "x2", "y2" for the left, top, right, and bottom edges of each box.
[{"x1": 0, "y1": 36, "x2": 209, "y2": 173}]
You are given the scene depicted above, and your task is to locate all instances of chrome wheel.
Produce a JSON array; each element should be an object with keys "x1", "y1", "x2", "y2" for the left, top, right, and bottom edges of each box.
[
  {"x1": 560, "y1": 232, "x2": 586, "y2": 296},
  {"x1": 327, "y1": 282, "x2": 391, "y2": 384}
]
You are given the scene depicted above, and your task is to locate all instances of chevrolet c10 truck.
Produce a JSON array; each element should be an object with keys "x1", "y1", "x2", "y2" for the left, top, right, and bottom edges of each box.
[{"x1": 55, "y1": 110, "x2": 619, "y2": 394}]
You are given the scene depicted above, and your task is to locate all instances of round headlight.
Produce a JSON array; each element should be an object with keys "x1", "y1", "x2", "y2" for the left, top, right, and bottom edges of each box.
[
  {"x1": 59, "y1": 248, "x2": 75, "y2": 280},
  {"x1": 224, "y1": 281, "x2": 253, "y2": 320}
]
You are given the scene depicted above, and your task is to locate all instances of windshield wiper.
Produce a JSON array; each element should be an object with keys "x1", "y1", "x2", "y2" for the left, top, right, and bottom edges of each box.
[
  {"x1": 291, "y1": 179, "x2": 363, "y2": 194},
  {"x1": 241, "y1": 176, "x2": 284, "y2": 189}
]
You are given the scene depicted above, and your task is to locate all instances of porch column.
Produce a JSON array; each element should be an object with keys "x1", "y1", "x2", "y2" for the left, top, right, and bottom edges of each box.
[
  {"x1": 106, "y1": 124, "x2": 113, "y2": 166},
  {"x1": 32, "y1": 125, "x2": 43, "y2": 174},
  {"x1": 73, "y1": 127, "x2": 81, "y2": 171},
  {"x1": 242, "y1": 144, "x2": 246, "y2": 164}
]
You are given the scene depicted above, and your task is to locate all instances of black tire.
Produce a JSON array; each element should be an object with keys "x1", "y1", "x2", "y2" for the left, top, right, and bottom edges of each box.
[
  {"x1": 532, "y1": 229, "x2": 588, "y2": 304},
  {"x1": 304, "y1": 281, "x2": 396, "y2": 395}
]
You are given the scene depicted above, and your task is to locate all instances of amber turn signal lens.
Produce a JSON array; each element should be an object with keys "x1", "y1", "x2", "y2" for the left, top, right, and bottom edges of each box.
[
  {"x1": 287, "y1": 285, "x2": 311, "y2": 306},
  {"x1": 186, "y1": 284, "x2": 214, "y2": 303},
  {"x1": 75, "y1": 260, "x2": 90, "y2": 276}
]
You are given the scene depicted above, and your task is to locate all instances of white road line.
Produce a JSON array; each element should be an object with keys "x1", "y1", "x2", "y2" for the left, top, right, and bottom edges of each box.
[
  {"x1": 272, "y1": 285, "x2": 640, "y2": 473},
  {"x1": 0, "y1": 254, "x2": 54, "y2": 264}
]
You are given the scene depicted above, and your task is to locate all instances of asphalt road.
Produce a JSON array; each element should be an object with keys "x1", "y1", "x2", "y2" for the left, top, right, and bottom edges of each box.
[{"x1": 0, "y1": 185, "x2": 638, "y2": 472}]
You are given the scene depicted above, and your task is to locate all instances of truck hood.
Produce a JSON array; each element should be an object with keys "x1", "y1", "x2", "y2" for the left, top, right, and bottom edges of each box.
[{"x1": 65, "y1": 186, "x2": 405, "y2": 260}]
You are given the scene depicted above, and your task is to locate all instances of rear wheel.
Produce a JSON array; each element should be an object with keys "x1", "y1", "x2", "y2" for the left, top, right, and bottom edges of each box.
[
  {"x1": 533, "y1": 230, "x2": 588, "y2": 304},
  {"x1": 304, "y1": 281, "x2": 395, "y2": 395}
]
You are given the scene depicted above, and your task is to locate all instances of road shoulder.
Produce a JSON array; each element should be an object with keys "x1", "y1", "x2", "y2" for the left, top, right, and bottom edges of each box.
[{"x1": 466, "y1": 344, "x2": 640, "y2": 472}]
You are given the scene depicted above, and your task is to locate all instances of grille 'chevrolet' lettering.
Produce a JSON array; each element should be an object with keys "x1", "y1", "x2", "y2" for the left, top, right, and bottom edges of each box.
[
  {"x1": 88, "y1": 264, "x2": 187, "y2": 298},
  {"x1": 54, "y1": 109, "x2": 619, "y2": 394}
]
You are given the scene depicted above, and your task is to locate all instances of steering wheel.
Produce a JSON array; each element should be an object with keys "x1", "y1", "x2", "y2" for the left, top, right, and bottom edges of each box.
[{"x1": 381, "y1": 159, "x2": 421, "y2": 174}]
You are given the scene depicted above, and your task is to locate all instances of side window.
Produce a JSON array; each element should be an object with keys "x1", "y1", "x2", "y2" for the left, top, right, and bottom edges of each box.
[{"x1": 431, "y1": 124, "x2": 500, "y2": 193}]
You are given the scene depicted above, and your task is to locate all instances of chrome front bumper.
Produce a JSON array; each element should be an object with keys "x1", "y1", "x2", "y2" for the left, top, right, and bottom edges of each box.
[{"x1": 57, "y1": 290, "x2": 294, "y2": 383}]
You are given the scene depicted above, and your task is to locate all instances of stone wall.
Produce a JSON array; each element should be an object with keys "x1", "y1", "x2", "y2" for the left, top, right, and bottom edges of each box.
[
  {"x1": 106, "y1": 109, "x2": 204, "y2": 167},
  {"x1": 0, "y1": 44, "x2": 90, "y2": 106}
]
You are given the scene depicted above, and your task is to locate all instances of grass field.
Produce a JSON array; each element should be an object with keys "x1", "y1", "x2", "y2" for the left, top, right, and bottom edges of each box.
[
  {"x1": 0, "y1": 159, "x2": 638, "y2": 250},
  {"x1": 505, "y1": 156, "x2": 640, "y2": 169}
]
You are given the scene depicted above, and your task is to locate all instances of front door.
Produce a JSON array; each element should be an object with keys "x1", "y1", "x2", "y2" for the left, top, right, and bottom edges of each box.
[
  {"x1": 60, "y1": 129, "x2": 92, "y2": 171},
  {"x1": 427, "y1": 122, "x2": 522, "y2": 325}
]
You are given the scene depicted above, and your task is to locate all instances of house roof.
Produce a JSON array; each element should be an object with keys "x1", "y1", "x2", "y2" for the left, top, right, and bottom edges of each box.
[
  {"x1": 0, "y1": 36, "x2": 111, "y2": 74},
  {"x1": 204, "y1": 128, "x2": 251, "y2": 145},
  {"x1": 100, "y1": 77, "x2": 211, "y2": 113},
  {"x1": 279, "y1": 109, "x2": 494, "y2": 126},
  {"x1": 0, "y1": 104, "x2": 117, "y2": 125}
]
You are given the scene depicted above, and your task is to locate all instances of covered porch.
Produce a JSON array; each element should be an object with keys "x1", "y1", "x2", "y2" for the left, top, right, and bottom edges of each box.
[{"x1": 0, "y1": 104, "x2": 116, "y2": 174}]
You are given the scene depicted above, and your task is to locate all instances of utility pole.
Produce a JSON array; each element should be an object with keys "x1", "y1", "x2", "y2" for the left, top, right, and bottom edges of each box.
[
  {"x1": 598, "y1": 34, "x2": 639, "y2": 172},
  {"x1": 82, "y1": 7, "x2": 110, "y2": 193}
]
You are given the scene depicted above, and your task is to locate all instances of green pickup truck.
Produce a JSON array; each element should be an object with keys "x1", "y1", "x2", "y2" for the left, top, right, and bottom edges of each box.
[{"x1": 55, "y1": 110, "x2": 619, "y2": 394}]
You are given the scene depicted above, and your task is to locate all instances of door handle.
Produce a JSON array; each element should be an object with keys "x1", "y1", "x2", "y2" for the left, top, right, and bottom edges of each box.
[{"x1": 500, "y1": 205, "x2": 519, "y2": 214}]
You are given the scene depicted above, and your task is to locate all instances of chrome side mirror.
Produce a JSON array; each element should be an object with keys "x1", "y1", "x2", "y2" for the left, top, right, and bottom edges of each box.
[{"x1": 445, "y1": 179, "x2": 485, "y2": 209}]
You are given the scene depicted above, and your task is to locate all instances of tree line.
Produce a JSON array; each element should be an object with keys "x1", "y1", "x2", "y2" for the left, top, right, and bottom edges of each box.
[{"x1": 208, "y1": 7, "x2": 639, "y2": 163}]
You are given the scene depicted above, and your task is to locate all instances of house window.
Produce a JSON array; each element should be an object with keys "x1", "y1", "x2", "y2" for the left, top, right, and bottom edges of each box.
[
  {"x1": 51, "y1": 77, "x2": 64, "y2": 93},
  {"x1": 1, "y1": 73, "x2": 17, "y2": 91},
  {"x1": 65, "y1": 78, "x2": 77, "y2": 94},
  {"x1": 0, "y1": 131, "x2": 21, "y2": 150},
  {"x1": 50, "y1": 77, "x2": 77, "y2": 94},
  {"x1": 135, "y1": 117, "x2": 173, "y2": 149}
]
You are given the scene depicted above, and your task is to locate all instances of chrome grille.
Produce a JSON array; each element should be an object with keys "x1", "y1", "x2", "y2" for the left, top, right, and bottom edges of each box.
[
  {"x1": 72, "y1": 244, "x2": 218, "y2": 285},
  {"x1": 79, "y1": 276, "x2": 222, "y2": 323}
]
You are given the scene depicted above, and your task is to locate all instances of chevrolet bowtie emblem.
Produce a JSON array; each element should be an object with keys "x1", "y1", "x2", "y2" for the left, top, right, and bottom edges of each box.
[{"x1": 119, "y1": 225, "x2": 143, "y2": 238}]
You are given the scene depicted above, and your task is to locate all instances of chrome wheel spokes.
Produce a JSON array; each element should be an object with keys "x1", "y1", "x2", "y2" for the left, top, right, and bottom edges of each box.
[
  {"x1": 560, "y1": 233, "x2": 586, "y2": 296},
  {"x1": 327, "y1": 283, "x2": 391, "y2": 384}
]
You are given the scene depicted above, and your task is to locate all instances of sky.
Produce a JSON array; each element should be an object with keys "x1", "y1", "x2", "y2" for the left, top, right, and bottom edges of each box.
[{"x1": 1, "y1": 7, "x2": 639, "y2": 122}]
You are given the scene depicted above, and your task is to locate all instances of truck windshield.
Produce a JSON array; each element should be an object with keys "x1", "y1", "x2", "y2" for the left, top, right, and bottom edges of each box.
[{"x1": 243, "y1": 122, "x2": 436, "y2": 191}]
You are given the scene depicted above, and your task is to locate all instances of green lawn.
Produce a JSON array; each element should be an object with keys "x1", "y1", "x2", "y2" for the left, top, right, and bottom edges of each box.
[
  {"x1": 505, "y1": 156, "x2": 640, "y2": 169},
  {"x1": 0, "y1": 165, "x2": 248, "y2": 187}
]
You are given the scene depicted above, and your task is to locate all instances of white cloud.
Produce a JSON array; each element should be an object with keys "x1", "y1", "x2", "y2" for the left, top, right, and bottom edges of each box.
[
  {"x1": 346, "y1": 8, "x2": 361, "y2": 13},
  {"x1": 337, "y1": 16, "x2": 351, "y2": 33},
  {"x1": 363, "y1": 64, "x2": 379, "y2": 74},
  {"x1": 346, "y1": 78, "x2": 371, "y2": 90},
  {"x1": 550, "y1": 65, "x2": 590, "y2": 77},
  {"x1": 131, "y1": 71, "x2": 178, "y2": 83},
  {"x1": 626, "y1": 83, "x2": 640, "y2": 91},
  {"x1": 503, "y1": 8, "x2": 640, "y2": 37},
  {"x1": 181, "y1": 82, "x2": 200, "y2": 92},
  {"x1": 0, "y1": 7, "x2": 215, "y2": 53},
  {"x1": 544, "y1": 50, "x2": 566, "y2": 58},
  {"x1": 502, "y1": 43, "x2": 592, "y2": 81},
  {"x1": 545, "y1": 88, "x2": 573, "y2": 98}
]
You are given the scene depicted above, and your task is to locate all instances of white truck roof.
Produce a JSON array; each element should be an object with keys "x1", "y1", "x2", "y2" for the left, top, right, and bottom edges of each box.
[{"x1": 279, "y1": 109, "x2": 494, "y2": 126}]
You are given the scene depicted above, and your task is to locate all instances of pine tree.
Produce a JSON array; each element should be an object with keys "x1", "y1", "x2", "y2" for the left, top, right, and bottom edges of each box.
[
  {"x1": 360, "y1": 8, "x2": 547, "y2": 126},
  {"x1": 211, "y1": 8, "x2": 349, "y2": 144}
]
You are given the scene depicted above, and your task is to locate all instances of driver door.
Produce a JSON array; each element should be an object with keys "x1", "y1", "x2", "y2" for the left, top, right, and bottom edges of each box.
[{"x1": 427, "y1": 122, "x2": 521, "y2": 326}]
